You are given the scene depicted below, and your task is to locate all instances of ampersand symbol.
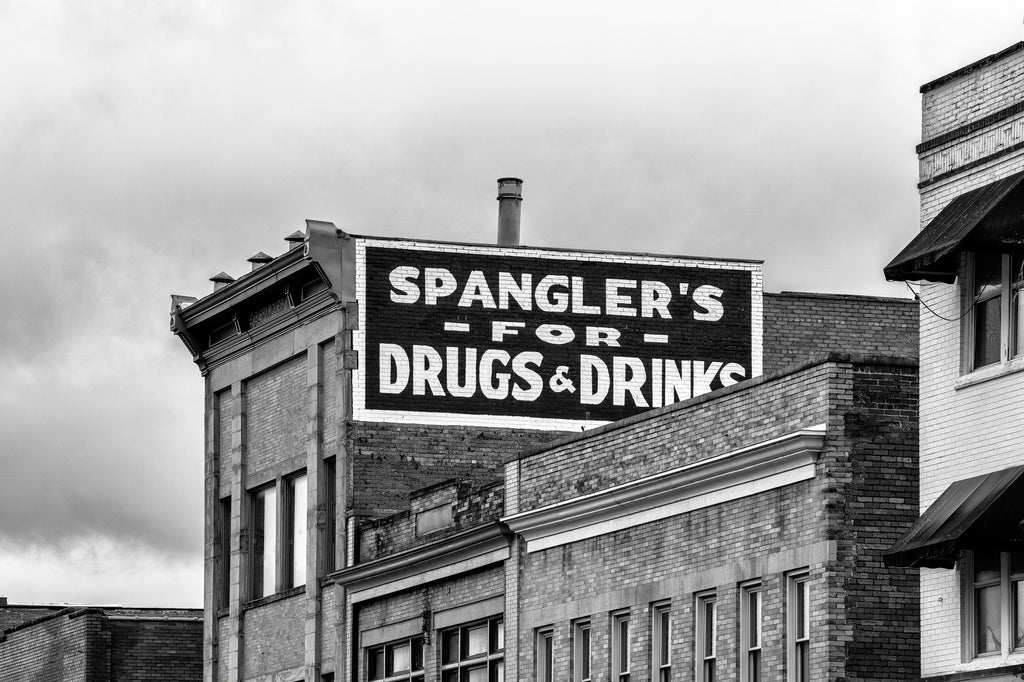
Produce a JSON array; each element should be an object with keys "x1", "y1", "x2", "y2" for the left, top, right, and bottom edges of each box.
[{"x1": 549, "y1": 366, "x2": 576, "y2": 393}]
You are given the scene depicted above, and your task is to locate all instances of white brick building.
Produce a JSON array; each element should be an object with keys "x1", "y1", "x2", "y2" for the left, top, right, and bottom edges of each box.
[{"x1": 885, "y1": 42, "x2": 1024, "y2": 681}]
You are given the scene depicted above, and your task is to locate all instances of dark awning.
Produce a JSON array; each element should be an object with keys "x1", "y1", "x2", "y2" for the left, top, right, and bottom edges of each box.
[
  {"x1": 884, "y1": 465, "x2": 1024, "y2": 569},
  {"x1": 884, "y1": 170, "x2": 1024, "y2": 283}
]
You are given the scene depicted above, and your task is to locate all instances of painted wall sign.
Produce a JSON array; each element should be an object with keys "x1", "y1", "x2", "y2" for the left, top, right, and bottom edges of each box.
[{"x1": 353, "y1": 239, "x2": 762, "y2": 430}]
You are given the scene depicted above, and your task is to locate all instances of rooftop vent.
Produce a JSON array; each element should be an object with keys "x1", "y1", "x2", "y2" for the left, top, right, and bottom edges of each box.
[
  {"x1": 210, "y1": 272, "x2": 235, "y2": 291},
  {"x1": 247, "y1": 252, "x2": 273, "y2": 271},
  {"x1": 497, "y1": 177, "x2": 523, "y2": 246},
  {"x1": 285, "y1": 231, "x2": 305, "y2": 250}
]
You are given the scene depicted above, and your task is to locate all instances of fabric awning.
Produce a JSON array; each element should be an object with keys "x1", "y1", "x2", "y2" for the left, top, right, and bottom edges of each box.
[
  {"x1": 884, "y1": 465, "x2": 1024, "y2": 569},
  {"x1": 884, "y1": 170, "x2": 1024, "y2": 283}
]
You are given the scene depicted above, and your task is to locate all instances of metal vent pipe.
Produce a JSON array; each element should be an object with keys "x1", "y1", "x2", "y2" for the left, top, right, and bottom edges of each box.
[{"x1": 497, "y1": 177, "x2": 523, "y2": 246}]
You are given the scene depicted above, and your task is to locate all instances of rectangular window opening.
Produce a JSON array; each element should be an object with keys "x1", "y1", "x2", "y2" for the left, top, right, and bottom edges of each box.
[
  {"x1": 574, "y1": 620, "x2": 591, "y2": 682},
  {"x1": 787, "y1": 571, "x2": 810, "y2": 682},
  {"x1": 611, "y1": 611, "x2": 631, "y2": 682},
  {"x1": 695, "y1": 593, "x2": 716, "y2": 682},
  {"x1": 651, "y1": 603, "x2": 671, "y2": 682},
  {"x1": 740, "y1": 581, "x2": 763, "y2": 682}
]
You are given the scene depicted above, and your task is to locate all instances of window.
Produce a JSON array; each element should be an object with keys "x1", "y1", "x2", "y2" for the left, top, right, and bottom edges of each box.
[
  {"x1": 218, "y1": 496, "x2": 232, "y2": 609},
  {"x1": 695, "y1": 593, "x2": 716, "y2": 682},
  {"x1": 611, "y1": 611, "x2": 630, "y2": 682},
  {"x1": 324, "y1": 457, "x2": 337, "y2": 573},
  {"x1": 787, "y1": 572, "x2": 810, "y2": 682},
  {"x1": 964, "y1": 252, "x2": 1024, "y2": 371},
  {"x1": 740, "y1": 582, "x2": 763, "y2": 682},
  {"x1": 965, "y1": 551, "x2": 1024, "y2": 659},
  {"x1": 536, "y1": 627, "x2": 553, "y2": 682},
  {"x1": 286, "y1": 472, "x2": 307, "y2": 588},
  {"x1": 367, "y1": 637, "x2": 424, "y2": 682},
  {"x1": 249, "y1": 470, "x2": 307, "y2": 600},
  {"x1": 251, "y1": 484, "x2": 277, "y2": 599},
  {"x1": 573, "y1": 620, "x2": 591, "y2": 682},
  {"x1": 440, "y1": 616, "x2": 504, "y2": 682},
  {"x1": 651, "y1": 603, "x2": 671, "y2": 682}
]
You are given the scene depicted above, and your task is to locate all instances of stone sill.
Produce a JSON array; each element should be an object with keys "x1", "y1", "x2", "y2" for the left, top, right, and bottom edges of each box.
[
  {"x1": 956, "y1": 355, "x2": 1024, "y2": 390},
  {"x1": 243, "y1": 586, "x2": 305, "y2": 611}
]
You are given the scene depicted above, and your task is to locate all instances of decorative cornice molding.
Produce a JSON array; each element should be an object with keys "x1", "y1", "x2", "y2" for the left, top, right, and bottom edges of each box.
[
  {"x1": 329, "y1": 523, "x2": 511, "y2": 603},
  {"x1": 502, "y1": 425, "x2": 826, "y2": 553}
]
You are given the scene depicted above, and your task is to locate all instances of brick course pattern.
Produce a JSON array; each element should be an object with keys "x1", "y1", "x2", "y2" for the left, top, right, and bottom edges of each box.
[
  {"x1": 762, "y1": 292, "x2": 918, "y2": 375},
  {"x1": 512, "y1": 356, "x2": 919, "y2": 682},
  {"x1": 0, "y1": 607, "x2": 202, "y2": 682}
]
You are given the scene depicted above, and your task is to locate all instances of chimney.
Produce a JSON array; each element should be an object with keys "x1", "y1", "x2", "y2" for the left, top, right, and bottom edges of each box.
[
  {"x1": 210, "y1": 272, "x2": 235, "y2": 291},
  {"x1": 497, "y1": 177, "x2": 523, "y2": 246}
]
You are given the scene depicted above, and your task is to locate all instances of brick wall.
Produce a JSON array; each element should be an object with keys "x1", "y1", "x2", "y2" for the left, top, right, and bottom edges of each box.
[
  {"x1": 241, "y1": 595, "x2": 305, "y2": 677},
  {"x1": 246, "y1": 356, "x2": 307, "y2": 485},
  {"x1": 0, "y1": 608, "x2": 202, "y2": 682},
  {"x1": 511, "y1": 357, "x2": 919, "y2": 682},
  {"x1": 762, "y1": 292, "x2": 918, "y2": 375},
  {"x1": 350, "y1": 421, "x2": 561, "y2": 516},
  {"x1": 916, "y1": 42, "x2": 1024, "y2": 678}
]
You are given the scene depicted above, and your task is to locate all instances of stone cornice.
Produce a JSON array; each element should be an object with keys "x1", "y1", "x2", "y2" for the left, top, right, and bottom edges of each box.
[
  {"x1": 328, "y1": 523, "x2": 511, "y2": 602},
  {"x1": 503, "y1": 425, "x2": 826, "y2": 552}
]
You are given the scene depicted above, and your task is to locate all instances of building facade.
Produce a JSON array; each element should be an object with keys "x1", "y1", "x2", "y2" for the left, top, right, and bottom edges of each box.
[
  {"x1": 0, "y1": 601, "x2": 203, "y2": 681},
  {"x1": 885, "y1": 42, "x2": 1024, "y2": 681},
  {"x1": 172, "y1": 188, "x2": 920, "y2": 681}
]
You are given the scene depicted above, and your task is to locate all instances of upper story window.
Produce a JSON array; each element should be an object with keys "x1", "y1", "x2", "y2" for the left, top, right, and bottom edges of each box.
[
  {"x1": 964, "y1": 252, "x2": 1024, "y2": 372},
  {"x1": 695, "y1": 592, "x2": 717, "y2": 682},
  {"x1": 248, "y1": 470, "x2": 307, "y2": 601},
  {"x1": 965, "y1": 551, "x2": 1024, "y2": 660},
  {"x1": 573, "y1": 620, "x2": 591, "y2": 682},
  {"x1": 787, "y1": 571, "x2": 811, "y2": 682},
  {"x1": 367, "y1": 637, "x2": 424, "y2": 682},
  {"x1": 611, "y1": 611, "x2": 631, "y2": 682},
  {"x1": 440, "y1": 616, "x2": 504, "y2": 682},
  {"x1": 740, "y1": 581, "x2": 763, "y2": 682}
]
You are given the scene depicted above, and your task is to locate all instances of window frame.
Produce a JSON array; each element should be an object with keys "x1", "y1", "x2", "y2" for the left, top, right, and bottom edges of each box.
[
  {"x1": 963, "y1": 252, "x2": 1024, "y2": 373},
  {"x1": 439, "y1": 616, "x2": 504, "y2": 682},
  {"x1": 787, "y1": 571, "x2": 810, "y2": 682},
  {"x1": 695, "y1": 591, "x2": 717, "y2": 682},
  {"x1": 247, "y1": 469, "x2": 308, "y2": 601},
  {"x1": 611, "y1": 610, "x2": 631, "y2": 682},
  {"x1": 249, "y1": 482, "x2": 278, "y2": 599},
  {"x1": 573, "y1": 619, "x2": 591, "y2": 682},
  {"x1": 366, "y1": 636, "x2": 425, "y2": 682},
  {"x1": 962, "y1": 551, "x2": 1024, "y2": 661},
  {"x1": 535, "y1": 626, "x2": 554, "y2": 682},
  {"x1": 651, "y1": 602, "x2": 671, "y2": 682},
  {"x1": 740, "y1": 580, "x2": 763, "y2": 682},
  {"x1": 285, "y1": 471, "x2": 308, "y2": 589}
]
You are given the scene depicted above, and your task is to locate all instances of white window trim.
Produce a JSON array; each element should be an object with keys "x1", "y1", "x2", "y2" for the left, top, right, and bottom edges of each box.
[
  {"x1": 963, "y1": 252, "x2": 1023, "y2": 374},
  {"x1": 573, "y1": 619, "x2": 592, "y2": 682},
  {"x1": 740, "y1": 580, "x2": 763, "y2": 682},
  {"x1": 651, "y1": 602, "x2": 671, "y2": 682},
  {"x1": 611, "y1": 610, "x2": 631, "y2": 682},
  {"x1": 695, "y1": 591, "x2": 717, "y2": 682},
  {"x1": 962, "y1": 551, "x2": 1024, "y2": 662},
  {"x1": 787, "y1": 570, "x2": 810, "y2": 682}
]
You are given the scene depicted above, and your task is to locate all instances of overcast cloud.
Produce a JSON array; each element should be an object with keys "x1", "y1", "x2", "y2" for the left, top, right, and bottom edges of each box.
[{"x1": 1, "y1": 1, "x2": 1021, "y2": 607}]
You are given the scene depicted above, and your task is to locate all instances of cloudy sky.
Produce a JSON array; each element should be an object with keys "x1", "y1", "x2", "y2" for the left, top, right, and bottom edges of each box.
[{"x1": 1, "y1": 1, "x2": 1020, "y2": 607}]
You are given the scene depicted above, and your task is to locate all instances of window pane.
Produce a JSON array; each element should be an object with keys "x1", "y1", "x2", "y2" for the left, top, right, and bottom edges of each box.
[
  {"x1": 703, "y1": 601, "x2": 716, "y2": 658},
  {"x1": 618, "y1": 618, "x2": 630, "y2": 672},
  {"x1": 975, "y1": 253, "x2": 1002, "y2": 297},
  {"x1": 491, "y1": 661, "x2": 504, "y2": 682},
  {"x1": 580, "y1": 625, "x2": 590, "y2": 680},
  {"x1": 974, "y1": 552, "x2": 1002, "y2": 583},
  {"x1": 389, "y1": 642, "x2": 411, "y2": 674},
  {"x1": 703, "y1": 659, "x2": 715, "y2": 682},
  {"x1": 492, "y1": 619, "x2": 504, "y2": 652},
  {"x1": 368, "y1": 647, "x2": 384, "y2": 680},
  {"x1": 543, "y1": 633, "x2": 553, "y2": 681},
  {"x1": 412, "y1": 639, "x2": 423, "y2": 670},
  {"x1": 659, "y1": 610, "x2": 670, "y2": 662},
  {"x1": 290, "y1": 474, "x2": 307, "y2": 587},
  {"x1": 748, "y1": 649, "x2": 760, "y2": 682},
  {"x1": 253, "y1": 486, "x2": 276, "y2": 598},
  {"x1": 976, "y1": 584, "x2": 1002, "y2": 654},
  {"x1": 1015, "y1": 579, "x2": 1024, "y2": 650},
  {"x1": 749, "y1": 591, "x2": 761, "y2": 648},
  {"x1": 466, "y1": 624, "x2": 488, "y2": 657},
  {"x1": 443, "y1": 630, "x2": 460, "y2": 664},
  {"x1": 975, "y1": 296, "x2": 1002, "y2": 367},
  {"x1": 466, "y1": 665, "x2": 488, "y2": 682},
  {"x1": 796, "y1": 641, "x2": 809, "y2": 682},
  {"x1": 796, "y1": 582, "x2": 808, "y2": 640}
]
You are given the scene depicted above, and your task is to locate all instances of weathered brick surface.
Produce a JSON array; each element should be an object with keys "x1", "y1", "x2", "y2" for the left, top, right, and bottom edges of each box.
[
  {"x1": 241, "y1": 595, "x2": 305, "y2": 676},
  {"x1": 358, "y1": 481, "x2": 504, "y2": 561},
  {"x1": 350, "y1": 421, "x2": 560, "y2": 516},
  {"x1": 513, "y1": 358, "x2": 919, "y2": 682},
  {"x1": 763, "y1": 292, "x2": 918, "y2": 375},
  {"x1": 322, "y1": 339, "x2": 338, "y2": 455},
  {"x1": 0, "y1": 607, "x2": 202, "y2": 682},
  {"x1": 246, "y1": 356, "x2": 307, "y2": 485},
  {"x1": 216, "y1": 389, "x2": 231, "y2": 498}
]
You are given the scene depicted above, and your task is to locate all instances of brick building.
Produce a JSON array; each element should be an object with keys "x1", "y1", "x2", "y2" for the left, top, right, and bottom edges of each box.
[
  {"x1": 885, "y1": 43, "x2": 1024, "y2": 680},
  {"x1": 0, "y1": 600, "x2": 202, "y2": 681},
  {"x1": 171, "y1": 182, "x2": 920, "y2": 681}
]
